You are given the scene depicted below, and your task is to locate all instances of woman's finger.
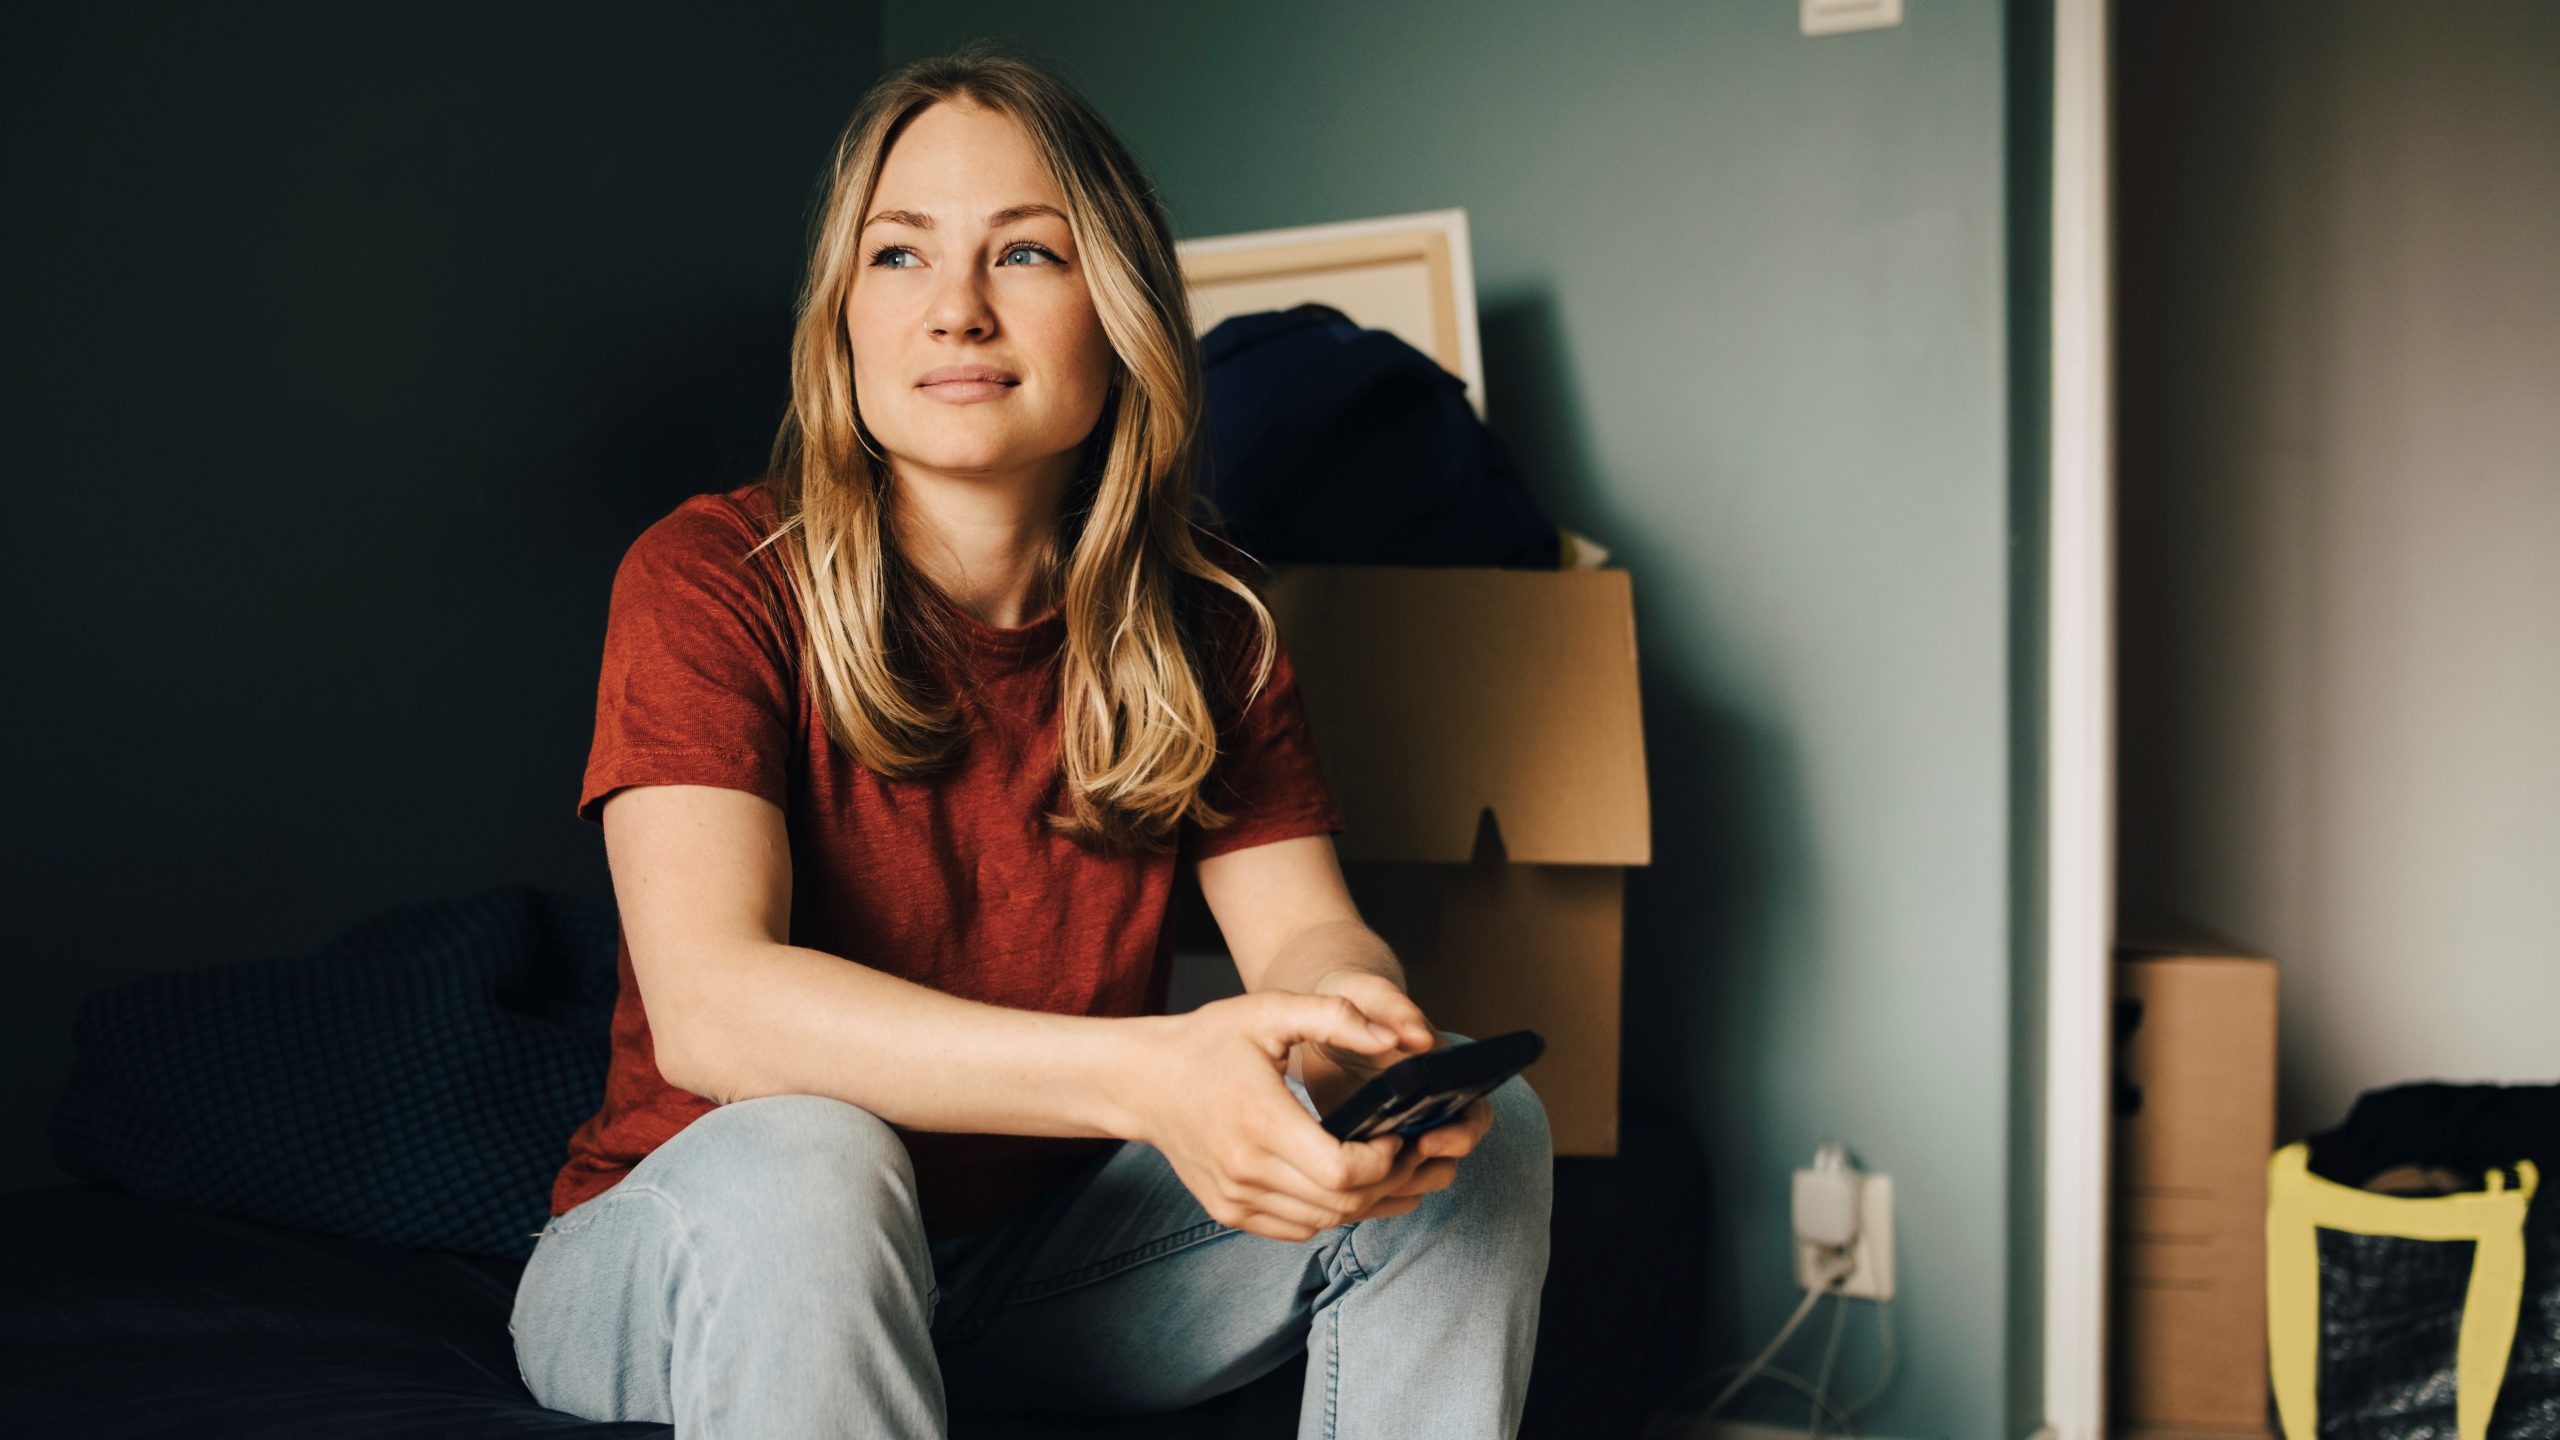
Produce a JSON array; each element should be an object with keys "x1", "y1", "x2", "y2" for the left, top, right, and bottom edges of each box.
[
  {"x1": 1317, "y1": 974, "x2": 1440, "y2": 1054},
  {"x1": 1345, "y1": 1193, "x2": 1424, "y2": 1224},
  {"x1": 1260, "y1": 1129, "x2": 1406, "y2": 1214},
  {"x1": 1413, "y1": 1095, "x2": 1496, "y2": 1160},
  {"x1": 1273, "y1": 993, "x2": 1406, "y2": 1066},
  {"x1": 1222, "y1": 1180, "x2": 1341, "y2": 1234},
  {"x1": 1232, "y1": 1212, "x2": 1320, "y2": 1244},
  {"x1": 1363, "y1": 1155, "x2": 1459, "y2": 1203},
  {"x1": 1258, "y1": 1092, "x2": 1404, "y2": 1202},
  {"x1": 1327, "y1": 1133, "x2": 1447, "y2": 1211}
]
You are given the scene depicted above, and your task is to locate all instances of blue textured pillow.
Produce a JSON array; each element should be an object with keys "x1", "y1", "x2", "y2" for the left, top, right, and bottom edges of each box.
[{"x1": 48, "y1": 886, "x2": 619, "y2": 1259}]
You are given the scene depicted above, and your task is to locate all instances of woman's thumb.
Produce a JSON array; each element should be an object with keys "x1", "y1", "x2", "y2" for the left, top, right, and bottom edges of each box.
[{"x1": 1290, "y1": 993, "x2": 1401, "y2": 1055}]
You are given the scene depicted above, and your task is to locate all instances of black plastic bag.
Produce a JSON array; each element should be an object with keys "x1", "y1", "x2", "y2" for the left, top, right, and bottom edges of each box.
[{"x1": 2268, "y1": 1083, "x2": 2560, "y2": 1438}]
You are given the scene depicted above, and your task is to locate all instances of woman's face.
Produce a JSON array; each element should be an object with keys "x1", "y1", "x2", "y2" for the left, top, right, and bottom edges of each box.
[{"x1": 846, "y1": 100, "x2": 1118, "y2": 489}]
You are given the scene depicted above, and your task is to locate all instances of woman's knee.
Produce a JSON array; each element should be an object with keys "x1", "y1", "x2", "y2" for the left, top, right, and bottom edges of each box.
[
  {"x1": 1466, "y1": 1074, "x2": 1555, "y2": 1219},
  {"x1": 1429, "y1": 1032, "x2": 1555, "y2": 1191},
  {"x1": 647, "y1": 1093, "x2": 927, "y2": 1242},
  {"x1": 512, "y1": 1096, "x2": 938, "y2": 1420},
  {"x1": 1482, "y1": 1074, "x2": 1553, "y2": 1171},
  {"x1": 1354, "y1": 1070, "x2": 1552, "y2": 1279}
]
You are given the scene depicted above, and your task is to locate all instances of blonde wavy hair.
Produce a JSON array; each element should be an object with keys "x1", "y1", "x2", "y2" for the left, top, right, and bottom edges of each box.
[{"x1": 746, "y1": 43, "x2": 1276, "y2": 856}]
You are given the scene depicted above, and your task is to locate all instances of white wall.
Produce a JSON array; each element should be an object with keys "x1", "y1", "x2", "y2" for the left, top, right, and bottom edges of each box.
[{"x1": 2117, "y1": 0, "x2": 2560, "y2": 1141}]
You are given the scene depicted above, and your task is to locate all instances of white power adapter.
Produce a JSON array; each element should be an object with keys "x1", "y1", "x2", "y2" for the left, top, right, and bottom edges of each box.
[
  {"x1": 1792, "y1": 1141, "x2": 1894, "y2": 1300},
  {"x1": 1693, "y1": 1142, "x2": 1896, "y2": 1431},
  {"x1": 1793, "y1": 1141, "x2": 1861, "y2": 1253}
]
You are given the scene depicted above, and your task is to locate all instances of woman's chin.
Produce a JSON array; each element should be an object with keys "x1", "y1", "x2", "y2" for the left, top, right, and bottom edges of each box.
[
  {"x1": 911, "y1": 450, "x2": 1020, "y2": 480},
  {"x1": 895, "y1": 434, "x2": 1075, "y2": 481}
]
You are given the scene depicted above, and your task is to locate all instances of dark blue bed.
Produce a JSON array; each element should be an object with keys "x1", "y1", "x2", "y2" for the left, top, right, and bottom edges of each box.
[{"x1": 9, "y1": 888, "x2": 1703, "y2": 1437}]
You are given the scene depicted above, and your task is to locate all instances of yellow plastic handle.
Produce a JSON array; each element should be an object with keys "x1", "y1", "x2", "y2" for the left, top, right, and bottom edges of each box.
[{"x1": 2266, "y1": 1143, "x2": 2537, "y2": 1440}]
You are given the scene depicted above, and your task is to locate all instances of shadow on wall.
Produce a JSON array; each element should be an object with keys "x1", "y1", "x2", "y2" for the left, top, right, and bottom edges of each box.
[
  {"x1": 527, "y1": 303, "x2": 802, "y2": 574},
  {"x1": 499, "y1": 300, "x2": 800, "y2": 869},
  {"x1": 1482, "y1": 286, "x2": 1814, "y2": 1371},
  {"x1": 1626, "y1": 678, "x2": 1808, "y2": 1371}
]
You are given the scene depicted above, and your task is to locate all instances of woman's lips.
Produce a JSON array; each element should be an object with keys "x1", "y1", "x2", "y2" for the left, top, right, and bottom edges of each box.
[{"x1": 919, "y1": 379, "x2": 1017, "y2": 402}]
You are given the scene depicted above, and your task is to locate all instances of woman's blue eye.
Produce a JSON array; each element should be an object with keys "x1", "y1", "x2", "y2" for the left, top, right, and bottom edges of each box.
[{"x1": 864, "y1": 242, "x2": 1060, "y2": 269}]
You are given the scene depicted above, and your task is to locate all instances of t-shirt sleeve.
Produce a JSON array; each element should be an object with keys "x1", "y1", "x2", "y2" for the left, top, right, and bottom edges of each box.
[
  {"x1": 1182, "y1": 614, "x2": 1348, "y2": 862},
  {"x1": 576, "y1": 497, "x2": 796, "y2": 827}
]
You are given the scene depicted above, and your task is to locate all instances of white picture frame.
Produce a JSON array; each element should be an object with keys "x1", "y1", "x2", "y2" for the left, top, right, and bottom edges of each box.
[{"x1": 1175, "y1": 207, "x2": 1487, "y2": 421}]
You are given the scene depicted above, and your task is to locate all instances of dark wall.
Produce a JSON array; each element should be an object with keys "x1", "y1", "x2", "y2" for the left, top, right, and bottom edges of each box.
[{"x1": 1, "y1": 3, "x2": 883, "y2": 1191}]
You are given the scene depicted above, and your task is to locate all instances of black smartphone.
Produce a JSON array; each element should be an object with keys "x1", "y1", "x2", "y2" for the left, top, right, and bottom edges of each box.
[{"x1": 1317, "y1": 1030, "x2": 1545, "y2": 1143}]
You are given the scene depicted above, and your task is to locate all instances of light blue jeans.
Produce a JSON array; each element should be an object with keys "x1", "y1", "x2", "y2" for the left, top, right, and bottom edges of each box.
[{"x1": 509, "y1": 1034, "x2": 1552, "y2": 1438}]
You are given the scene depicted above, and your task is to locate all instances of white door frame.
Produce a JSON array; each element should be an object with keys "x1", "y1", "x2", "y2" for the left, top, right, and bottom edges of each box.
[{"x1": 2043, "y1": 0, "x2": 2115, "y2": 1436}]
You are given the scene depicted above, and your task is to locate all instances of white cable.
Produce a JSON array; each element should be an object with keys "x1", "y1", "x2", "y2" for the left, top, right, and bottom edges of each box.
[
  {"x1": 1678, "y1": 1357, "x2": 1861, "y2": 1438},
  {"x1": 1637, "y1": 1249, "x2": 1854, "y2": 1440},
  {"x1": 1805, "y1": 1278, "x2": 1852, "y2": 1439},
  {"x1": 1641, "y1": 1271, "x2": 1901, "y2": 1440},
  {"x1": 1835, "y1": 1294, "x2": 1896, "y2": 1423},
  {"x1": 1701, "y1": 1252, "x2": 1844, "y2": 1418},
  {"x1": 1635, "y1": 1287, "x2": 1824, "y2": 1440}
]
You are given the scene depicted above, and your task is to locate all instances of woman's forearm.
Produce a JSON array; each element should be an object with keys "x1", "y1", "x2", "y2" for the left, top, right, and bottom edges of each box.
[
  {"x1": 1252, "y1": 917, "x2": 1406, "y2": 997},
  {"x1": 660, "y1": 939, "x2": 1155, "y2": 1141}
]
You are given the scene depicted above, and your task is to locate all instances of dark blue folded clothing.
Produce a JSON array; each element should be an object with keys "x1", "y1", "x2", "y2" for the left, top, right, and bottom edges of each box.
[
  {"x1": 48, "y1": 886, "x2": 620, "y2": 1260},
  {"x1": 1197, "y1": 303, "x2": 1562, "y2": 570}
]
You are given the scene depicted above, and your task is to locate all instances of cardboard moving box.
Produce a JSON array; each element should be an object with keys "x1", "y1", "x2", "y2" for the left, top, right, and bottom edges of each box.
[
  {"x1": 1164, "y1": 209, "x2": 1650, "y2": 1156},
  {"x1": 2111, "y1": 926, "x2": 2280, "y2": 1436},
  {"x1": 1170, "y1": 565, "x2": 1649, "y2": 1156}
]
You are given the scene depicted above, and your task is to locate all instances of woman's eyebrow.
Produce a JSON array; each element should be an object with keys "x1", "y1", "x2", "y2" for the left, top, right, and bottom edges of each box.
[{"x1": 862, "y1": 203, "x2": 1068, "y2": 231}]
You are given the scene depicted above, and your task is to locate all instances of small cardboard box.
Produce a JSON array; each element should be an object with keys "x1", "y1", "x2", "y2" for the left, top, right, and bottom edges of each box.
[
  {"x1": 1169, "y1": 565, "x2": 1650, "y2": 1156},
  {"x1": 2111, "y1": 926, "x2": 2281, "y2": 1435}
]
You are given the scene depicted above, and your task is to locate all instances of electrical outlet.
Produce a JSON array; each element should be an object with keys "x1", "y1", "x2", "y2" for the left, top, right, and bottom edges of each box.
[{"x1": 1795, "y1": 1172, "x2": 1894, "y2": 1300}]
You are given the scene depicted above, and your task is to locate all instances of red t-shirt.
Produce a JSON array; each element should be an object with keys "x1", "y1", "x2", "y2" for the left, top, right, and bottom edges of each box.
[{"x1": 551, "y1": 481, "x2": 1345, "y2": 1239}]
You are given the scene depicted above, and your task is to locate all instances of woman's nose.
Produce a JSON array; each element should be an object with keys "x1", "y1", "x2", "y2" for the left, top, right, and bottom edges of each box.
[{"x1": 925, "y1": 262, "x2": 994, "y2": 339}]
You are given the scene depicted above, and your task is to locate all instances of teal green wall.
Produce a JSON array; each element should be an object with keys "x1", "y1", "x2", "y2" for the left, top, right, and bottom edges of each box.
[{"x1": 883, "y1": 4, "x2": 2033, "y2": 1434}]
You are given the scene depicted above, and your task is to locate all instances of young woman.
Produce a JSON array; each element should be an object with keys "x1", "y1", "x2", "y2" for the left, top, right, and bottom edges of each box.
[{"x1": 509, "y1": 44, "x2": 1553, "y2": 1440}]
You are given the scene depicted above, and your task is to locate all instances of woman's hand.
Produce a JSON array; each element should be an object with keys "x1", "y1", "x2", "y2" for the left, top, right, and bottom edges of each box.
[
  {"x1": 1120, "y1": 991, "x2": 1439, "y2": 1242},
  {"x1": 1294, "y1": 971, "x2": 1496, "y2": 1225},
  {"x1": 1298, "y1": 969, "x2": 1439, "y2": 1109}
]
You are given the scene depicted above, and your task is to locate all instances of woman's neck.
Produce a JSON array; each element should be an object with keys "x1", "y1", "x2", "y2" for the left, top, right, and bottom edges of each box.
[{"x1": 888, "y1": 458, "x2": 1073, "y2": 627}]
